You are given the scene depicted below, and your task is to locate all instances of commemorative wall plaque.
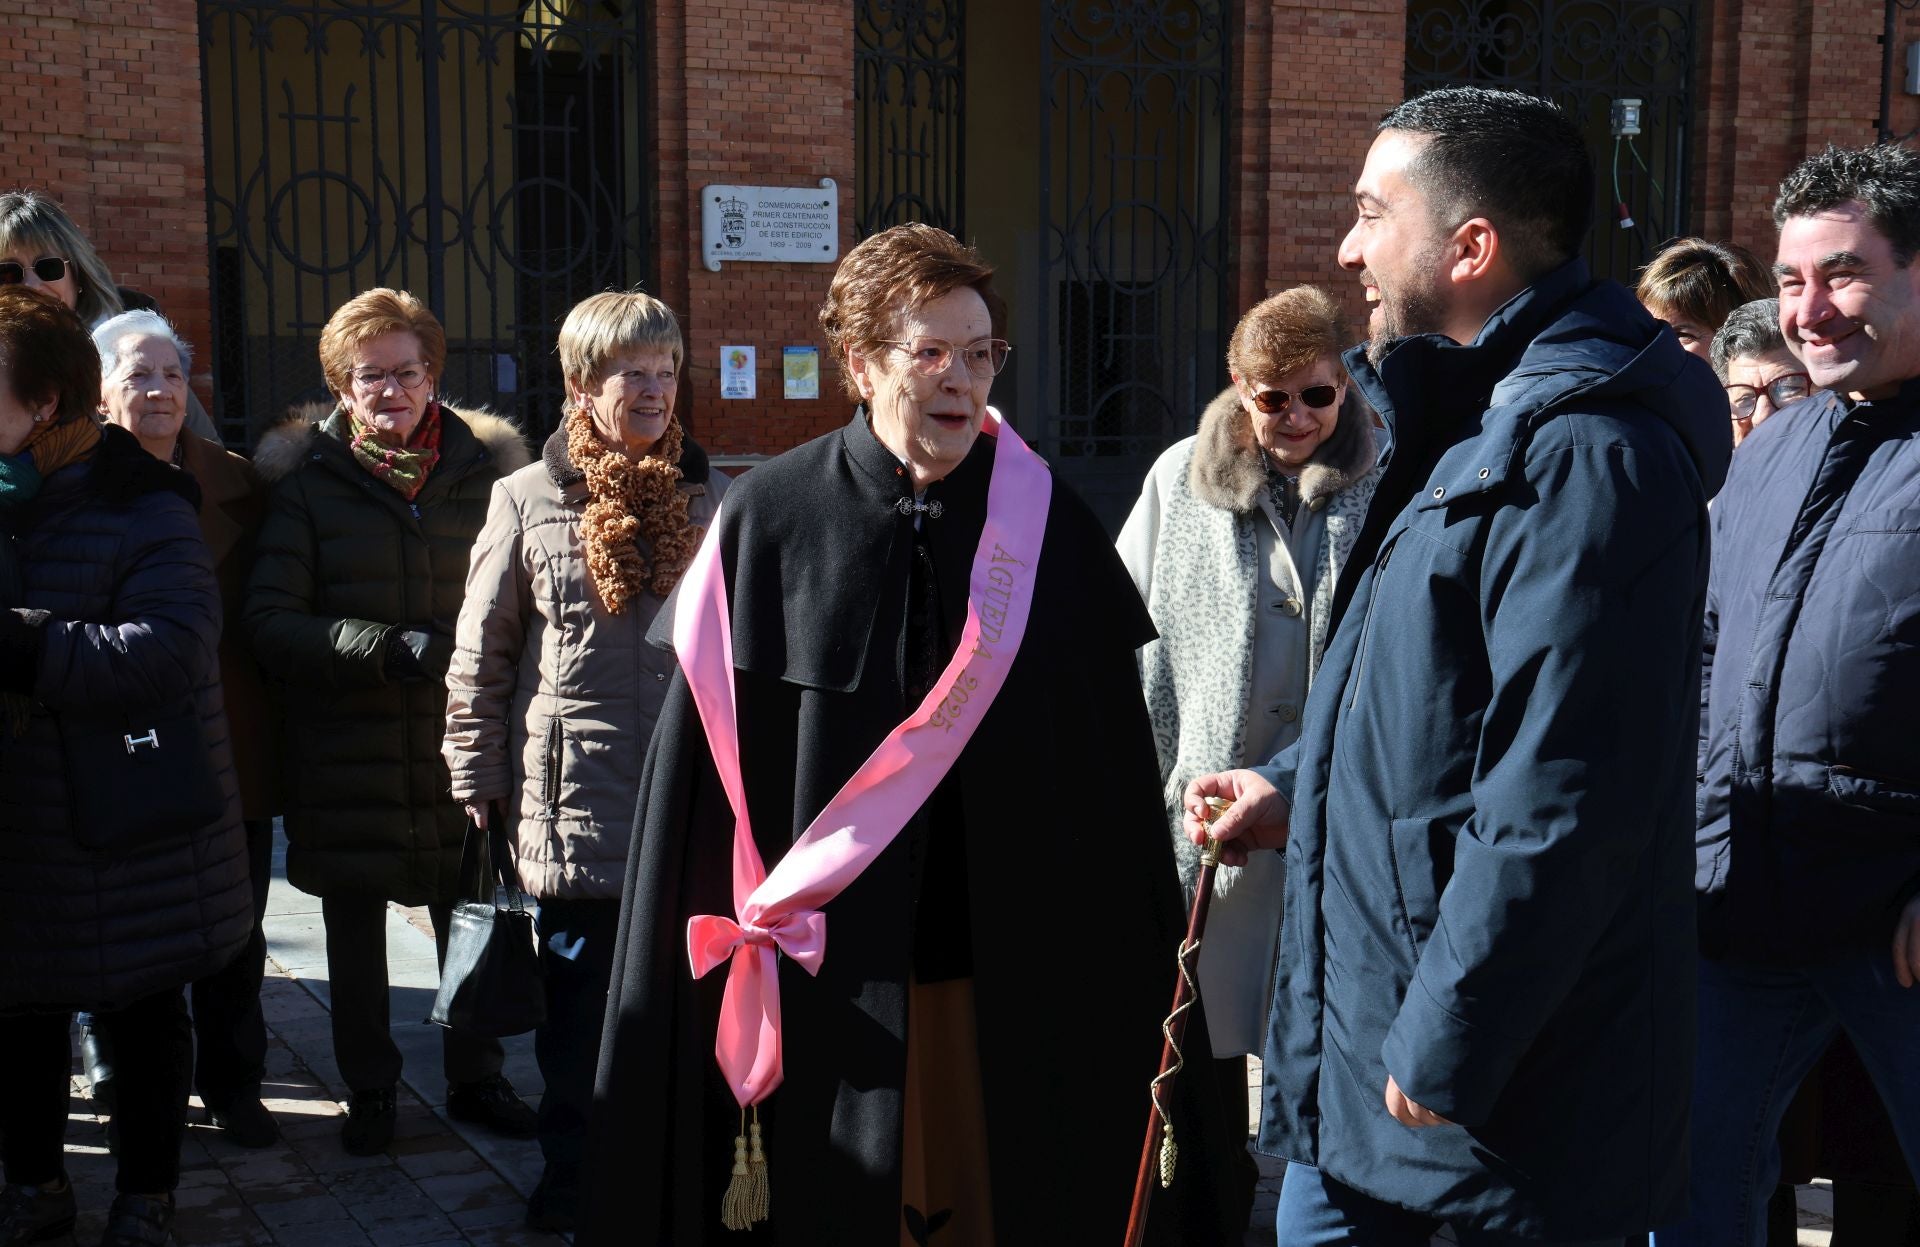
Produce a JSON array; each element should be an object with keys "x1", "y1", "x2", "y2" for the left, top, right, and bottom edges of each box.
[{"x1": 701, "y1": 179, "x2": 839, "y2": 272}]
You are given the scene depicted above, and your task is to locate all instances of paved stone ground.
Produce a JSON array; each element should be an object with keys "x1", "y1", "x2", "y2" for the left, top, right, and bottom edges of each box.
[
  {"x1": 58, "y1": 832, "x2": 552, "y2": 1247},
  {"x1": 42, "y1": 829, "x2": 1841, "y2": 1244}
]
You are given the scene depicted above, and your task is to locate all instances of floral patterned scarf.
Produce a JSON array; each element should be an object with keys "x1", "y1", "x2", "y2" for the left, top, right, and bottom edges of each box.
[{"x1": 348, "y1": 402, "x2": 443, "y2": 500}]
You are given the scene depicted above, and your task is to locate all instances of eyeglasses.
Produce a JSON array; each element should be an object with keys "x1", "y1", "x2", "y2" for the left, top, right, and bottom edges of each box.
[
  {"x1": 0, "y1": 257, "x2": 69, "y2": 286},
  {"x1": 1248, "y1": 384, "x2": 1339, "y2": 414},
  {"x1": 879, "y1": 337, "x2": 1011, "y2": 379},
  {"x1": 1725, "y1": 372, "x2": 1812, "y2": 420},
  {"x1": 350, "y1": 364, "x2": 431, "y2": 392}
]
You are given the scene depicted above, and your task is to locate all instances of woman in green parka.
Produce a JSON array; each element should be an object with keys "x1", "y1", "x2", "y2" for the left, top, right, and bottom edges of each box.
[{"x1": 244, "y1": 288, "x2": 534, "y2": 1157}]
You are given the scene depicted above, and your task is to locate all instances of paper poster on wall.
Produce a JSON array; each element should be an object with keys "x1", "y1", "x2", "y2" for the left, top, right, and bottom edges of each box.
[
  {"x1": 720, "y1": 346, "x2": 756, "y2": 400},
  {"x1": 783, "y1": 346, "x2": 820, "y2": 400}
]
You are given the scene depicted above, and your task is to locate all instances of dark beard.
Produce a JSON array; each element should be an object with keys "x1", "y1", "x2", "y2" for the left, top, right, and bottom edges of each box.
[{"x1": 1365, "y1": 257, "x2": 1450, "y2": 366}]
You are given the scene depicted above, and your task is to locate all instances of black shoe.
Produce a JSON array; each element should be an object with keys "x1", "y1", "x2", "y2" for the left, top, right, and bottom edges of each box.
[
  {"x1": 98, "y1": 1193, "x2": 172, "y2": 1247},
  {"x1": 0, "y1": 1182, "x2": 76, "y2": 1246},
  {"x1": 445, "y1": 1075, "x2": 537, "y2": 1138},
  {"x1": 525, "y1": 1168, "x2": 577, "y2": 1233},
  {"x1": 340, "y1": 1088, "x2": 397, "y2": 1156},
  {"x1": 79, "y1": 1022, "x2": 116, "y2": 1115},
  {"x1": 203, "y1": 1095, "x2": 280, "y2": 1149}
]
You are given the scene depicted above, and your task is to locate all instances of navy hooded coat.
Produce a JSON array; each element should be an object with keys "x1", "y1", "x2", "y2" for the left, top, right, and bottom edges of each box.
[{"x1": 1253, "y1": 261, "x2": 1731, "y2": 1238}]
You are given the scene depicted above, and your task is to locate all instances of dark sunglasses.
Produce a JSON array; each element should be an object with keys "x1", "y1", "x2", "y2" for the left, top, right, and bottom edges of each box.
[
  {"x1": 0, "y1": 257, "x2": 69, "y2": 286},
  {"x1": 1249, "y1": 383, "x2": 1339, "y2": 414}
]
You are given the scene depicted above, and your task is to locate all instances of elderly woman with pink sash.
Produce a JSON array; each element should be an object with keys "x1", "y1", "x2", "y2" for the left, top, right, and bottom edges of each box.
[{"x1": 577, "y1": 224, "x2": 1235, "y2": 1246}]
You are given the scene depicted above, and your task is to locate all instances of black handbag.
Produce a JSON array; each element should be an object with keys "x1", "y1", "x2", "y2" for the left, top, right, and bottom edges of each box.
[
  {"x1": 427, "y1": 804, "x2": 547, "y2": 1038},
  {"x1": 57, "y1": 699, "x2": 228, "y2": 852}
]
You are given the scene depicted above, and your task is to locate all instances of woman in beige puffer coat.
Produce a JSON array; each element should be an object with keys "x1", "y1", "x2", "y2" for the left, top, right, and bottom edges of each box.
[{"x1": 442, "y1": 290, "x2": 725, "y2": 1232}]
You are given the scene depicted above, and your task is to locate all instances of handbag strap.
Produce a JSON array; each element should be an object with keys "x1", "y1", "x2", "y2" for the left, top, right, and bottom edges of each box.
[
  {"x1": 456, "y1": 801, "x2": 528, "y2": 911},
  {"x1": 485, "y1": 801, "x2": 529, "y2": 913}
]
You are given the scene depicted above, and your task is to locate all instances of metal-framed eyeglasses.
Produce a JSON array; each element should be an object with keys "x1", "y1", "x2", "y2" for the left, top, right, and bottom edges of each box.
[
  {"x1": 1725, "y1": 372, "x2": 1811, "y2": 421},
  {"x1": 878, "y1": 337, "x2": 1012, "y2": 379},
  {"x1": 0, "y1": 257, "x2": 69, "y2": 286},
  {"x1": 350, "y1": 364, "x2": 432, "y2": 392}
]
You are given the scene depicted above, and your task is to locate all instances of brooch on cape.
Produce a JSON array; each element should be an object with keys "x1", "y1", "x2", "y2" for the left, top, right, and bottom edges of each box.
[{"x1": 894, "y1": 497, "x2": 944, "y2": 519}]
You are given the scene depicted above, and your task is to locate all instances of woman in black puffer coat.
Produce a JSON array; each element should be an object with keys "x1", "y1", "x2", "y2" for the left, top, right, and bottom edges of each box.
[
  {"x1": 244, "y1": 288, "x2": 534, "y2": 1159},
  {"x1": 0, "y1": 288, "x2": 251, "y2": 1246}
]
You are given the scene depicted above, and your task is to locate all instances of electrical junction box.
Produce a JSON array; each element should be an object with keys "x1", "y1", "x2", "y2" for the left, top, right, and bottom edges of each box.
[{"x1": 1610, "y1": 98, "x2": 1643, "y2": 138}]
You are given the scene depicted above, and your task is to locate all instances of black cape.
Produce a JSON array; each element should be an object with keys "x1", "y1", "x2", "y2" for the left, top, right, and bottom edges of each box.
[{"x1": 579, "y1": 413, "x2": 1238, "y2": 1245}]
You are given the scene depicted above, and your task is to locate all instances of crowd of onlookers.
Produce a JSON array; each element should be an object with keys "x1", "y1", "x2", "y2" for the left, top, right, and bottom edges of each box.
[
  {"x1": 1, "y1": 84, "x2": 1917, "y2": 1247},
  {"x1": 0, "y1": 189, "x2": 716, "y2": 1242}
]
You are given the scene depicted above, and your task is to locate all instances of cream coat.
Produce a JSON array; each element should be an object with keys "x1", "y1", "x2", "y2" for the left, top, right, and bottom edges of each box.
[
  {"x1": 1117, "y1": 386, "x2": 1381, "y2": 1055},
  {"x1": 442, "y1": 426, "x2": 727, "y2": 899}
]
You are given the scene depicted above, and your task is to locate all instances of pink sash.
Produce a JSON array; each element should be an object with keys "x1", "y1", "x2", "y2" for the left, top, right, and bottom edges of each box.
[{"x1": 678, "y1": 410, "x2": 1051, "y2": 1108}]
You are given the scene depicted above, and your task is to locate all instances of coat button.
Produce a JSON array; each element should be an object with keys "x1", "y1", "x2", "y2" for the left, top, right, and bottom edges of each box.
[
  {"x1": 1279, "y1": 703, "x2": 1298, "y2": 723},
  {"x1": 1280, "y1": 597, "x2": 1302, "y2": 617},
  {"x1": 1432, "y1": 486, "x2": 1446, "y2": 499},
  {"x1": 1478, "y1": 467, "x2": 1490, "y2": 479},
  {"x1": 654, "y1": 672, "x2": 666, "y2": 682}
]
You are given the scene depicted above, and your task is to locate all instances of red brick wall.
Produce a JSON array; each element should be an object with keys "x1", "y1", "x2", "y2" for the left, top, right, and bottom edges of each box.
[
  {"x1": 1228, "y1": 0, "x2": 1407, "y2": 336},
  {"x1": 653, "y1": 2, "x2": 855, "y2": 457},
  {"x1": 1693, "y1": 0, "x2": 1920, "y2": 260},
  {"x1": 0, "y1": 0, "x2": 211, "y2": 405}
]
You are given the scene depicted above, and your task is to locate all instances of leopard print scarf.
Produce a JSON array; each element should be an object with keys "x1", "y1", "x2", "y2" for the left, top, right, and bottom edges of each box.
[{"x1": 565, "y1": 405, "x2": 703, "y2": 613}]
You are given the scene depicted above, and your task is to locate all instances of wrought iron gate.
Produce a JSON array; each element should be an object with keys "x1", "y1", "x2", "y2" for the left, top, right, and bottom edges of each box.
[
  {"x1": 855, "y1": 0, "x2": 965, "y2": 237},
  {"x1": 1040, "y1": 0, "x2": 1230, "y2": 531},
  {"x1": 200, "y1": 0, "x2": 651, "y2": 445},
  {"x1": 1406, "y1": 0, "x2": 1697, "y2": 284}
]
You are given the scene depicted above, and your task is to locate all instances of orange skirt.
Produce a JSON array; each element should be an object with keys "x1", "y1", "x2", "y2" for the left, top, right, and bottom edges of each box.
[{"x1": 899, "y1": 977, "x2": 996, "y2": 1246}]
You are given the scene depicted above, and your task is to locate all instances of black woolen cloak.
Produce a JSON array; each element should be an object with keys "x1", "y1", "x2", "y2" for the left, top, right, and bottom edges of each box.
[{"x1": 579, "y1": 412, "x2": 1238, "y2": 1246}]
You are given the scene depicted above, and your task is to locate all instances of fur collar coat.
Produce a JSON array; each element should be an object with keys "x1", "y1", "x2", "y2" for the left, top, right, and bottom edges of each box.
[{"x1": 1117, "y1": 385, "x2": 1382, "y2": 1053}]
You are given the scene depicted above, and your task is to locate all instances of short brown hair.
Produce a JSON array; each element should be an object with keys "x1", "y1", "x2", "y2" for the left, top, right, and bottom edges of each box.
[
  {"x1": 0, "y1": 286, "x2": 101, "y2": 426},
  {"x1": 558, "y1": 290, "x2": 683, "y2": 393},
  {"x1": 1635, "y1": 238, "x2": 1771, "y2": 333},
  {"x1": 1227, "y1": 285, "x2": 1347, "y2": 383},
  {"x1": 818, "y1": 223, "x2": 1006, "y2": 401},
  {"x1": 317, "y1": 288, "x2": 447, "y2": 397}
]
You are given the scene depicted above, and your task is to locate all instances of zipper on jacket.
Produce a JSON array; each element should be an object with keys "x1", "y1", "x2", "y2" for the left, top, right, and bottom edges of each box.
[
  {"x1": 1348, "y1": 537, "x2": 1396, "y2": 711},
  {"x1": 542, "y1": 717, "x2": 562, "y2": 814}
]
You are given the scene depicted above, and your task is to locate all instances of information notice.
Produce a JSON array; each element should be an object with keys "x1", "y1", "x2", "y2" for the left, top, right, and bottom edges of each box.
[{"x1": 701, "y1": 179, "x2": 840, "y2": 270}]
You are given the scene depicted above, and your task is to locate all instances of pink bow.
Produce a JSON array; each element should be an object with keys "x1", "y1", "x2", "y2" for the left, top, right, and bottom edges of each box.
[{"x1": 688, "y1": 911, "x2": 828, "y2": 979}]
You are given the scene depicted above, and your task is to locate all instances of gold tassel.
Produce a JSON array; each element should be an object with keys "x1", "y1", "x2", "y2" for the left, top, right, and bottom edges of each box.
[
  {"x1": 746, "y1": 1107, "x2": 770, "y2": 1220},
  {"x1": 720, "y1": 1106, "x2": 771, "y2": 1231},
  {"x1": 720, "y1": 1110, "x2": 754, "y2": 1231},
  {"x1": 1158, "y1": 1118, "x2": 1178, "y2": 1188}
]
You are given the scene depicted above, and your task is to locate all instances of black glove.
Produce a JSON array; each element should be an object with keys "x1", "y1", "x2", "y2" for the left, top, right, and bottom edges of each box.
[
  {"x1": 0, "y1": 607, "x2": 49, "y2": 695},
  {"x1": 382, "y1": 626, "x2": 430, "y2": 682}
]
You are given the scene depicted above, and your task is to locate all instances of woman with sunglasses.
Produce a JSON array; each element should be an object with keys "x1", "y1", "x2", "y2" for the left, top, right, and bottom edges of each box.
[
  {"x1": 0, "y1": 191, "x2": 219, "y2": 442},
  {"x1": 244, "y1": 288, "x2": 535, "y2": 1157},
  {"x1": 1116, "y1": 283, "x2": 1384, "y2": 1234}
]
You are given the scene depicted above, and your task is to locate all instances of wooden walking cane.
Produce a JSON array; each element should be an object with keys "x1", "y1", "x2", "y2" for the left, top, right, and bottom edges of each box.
[{"x1": 1122, "y1": 799, "x2": 1229, "y2": 1247}]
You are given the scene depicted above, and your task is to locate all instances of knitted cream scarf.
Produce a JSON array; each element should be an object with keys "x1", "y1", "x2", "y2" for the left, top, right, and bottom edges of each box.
[{"x1": 565, "y1": 405, "x2": 703, "y2": 612}]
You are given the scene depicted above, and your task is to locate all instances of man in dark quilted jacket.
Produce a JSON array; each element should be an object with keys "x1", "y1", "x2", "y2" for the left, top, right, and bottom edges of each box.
[{"x1": 1658, "y1": 142, "x2": 1920, "y2": 1246}]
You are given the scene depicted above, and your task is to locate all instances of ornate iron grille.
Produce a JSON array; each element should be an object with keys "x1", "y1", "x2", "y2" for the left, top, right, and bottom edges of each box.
[
  {"x1": 855, "y1": 0, "x2": 965, "y2": 237},
  {"x1": 1406, "y1": 0, "x2": 1698, "y2": 285},
  {"x1": 1040, "y1": 0, "x2": 1230, "y2": 530},
  {"x1": 200, "y1": 0, "x2": 651, "y2": 445}
]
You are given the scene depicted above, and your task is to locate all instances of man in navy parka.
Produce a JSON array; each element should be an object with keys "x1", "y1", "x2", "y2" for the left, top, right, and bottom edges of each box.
[
  {"x1": 1190, "y1": 88, "x2": 1730, "y2": 1243},
  {"x1": 1659, "y1": 144, "x2": 1920, "y2": 1246}
]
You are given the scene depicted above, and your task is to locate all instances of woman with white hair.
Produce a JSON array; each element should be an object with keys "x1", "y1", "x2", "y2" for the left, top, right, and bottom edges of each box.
[
  {"x1": 91, "y1": 308, "x2": 283, "y2": 1148},
  {"x1": 442, "y1": 289, "x2": 726, "y2": 1231}
]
